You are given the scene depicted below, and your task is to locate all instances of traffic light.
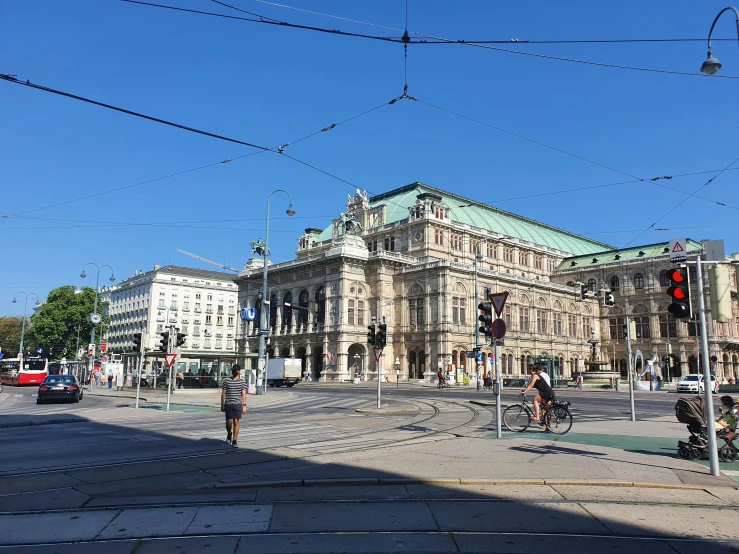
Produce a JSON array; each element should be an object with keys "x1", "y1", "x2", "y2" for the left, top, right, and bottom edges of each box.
[
  {"x1": 176, "y1": 332, "x2": 186, "y2": 347},
  {"x1": 603, "y1": 289, "x2": 615, "y2": 307},
  {"x1": 478, "y1": 301, "x2": 493, "y2": 338},
  {"x1": 377, "y1": 323, "x2": 387, "y2": 347},
  {"x1": 367, "y1": 324, "x2": 376, "y2": 346},
  {"x1": 579, "y1": 282, "x2": 589, "y2": 301},
  {"x1": 666, "y1": 267, "x2": 692, "y2": 319},
  {"x1": 157, "y1": 331, "x2": 170, "y2": 352},
  {"x1": 132, "y1": 333, "x2": 142, "y2": 352}
]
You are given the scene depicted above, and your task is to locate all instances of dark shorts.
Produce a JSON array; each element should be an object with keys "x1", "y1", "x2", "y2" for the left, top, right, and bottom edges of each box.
[{"x1": 224, "y1": 403, "x2": 243, "y2": 420}]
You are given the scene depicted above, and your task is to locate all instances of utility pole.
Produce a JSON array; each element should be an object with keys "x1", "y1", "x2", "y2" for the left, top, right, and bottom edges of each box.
[
  {"x1": 135, "y1": 334, "x2": 146, "y2": 410},
  {"x1": 165, "y1": 324, "x2": 174, "y2": 411},
  {"x1": 474, "y1": 249, "x2": 482, "y2": 390},
  {"x1": 625, "y1": 316, "x2": 636, "y2": 422},
  {"x1": 695, "y1": 255, "x2": 720, "y2": 476},
  {"x1": 494, "y1": 339, "x2": 502, "y2": 438}
]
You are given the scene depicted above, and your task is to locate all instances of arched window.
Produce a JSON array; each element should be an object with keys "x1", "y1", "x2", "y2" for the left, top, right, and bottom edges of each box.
[
  {"x1": 659, "y1": 314, "x2": 677, "y2": 338},
  {"x1": 587, "y1": 279, "x2": 596, "y2": 292},
  {"x1": 609, "y1": 275, "x2": 620, "y2": 292},
  {"x1": 566, "y1": 281, "x2": 575, "y2": 287},
  {"x1": 659, "y1": 270, "x2": 670, "y2": 287},
  {"x1": 633, "y1": 273, "x2": 645, "y2": 289},
  {"x1": 297, "y1": 290, "x2": 309, "y2": 327},
  {"x1": 270, "y1": 293, "x2": 278, "y2": 332},
  {"x1": 283, "y1": 291, "x2": 293, "y2": 331},
  {"x1": 315, "y1": 287, "x2": 326, "y2": 325},
  {"x1": 348, "y1": 299, "x2": 355, "y2": 325},
  {"x1": 357, "y1": 300, "x2": 365, "y2": 326},
  {"x1": 507, "y1": 354, "x2": 514, "y2": 375}
]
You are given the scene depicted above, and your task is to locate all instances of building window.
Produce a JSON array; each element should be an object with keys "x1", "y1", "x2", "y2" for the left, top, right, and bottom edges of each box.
[
  {"x1": 217, "y1": 304, "x2": 224, "y2": 314},
  {"x1": 195, "y1": 293, "x2": 201, "y2": 300},
  {"x1": 519, "y1": 308, "x2": 530, "y2": 332},
  {"x1": 452, "y1": 297, "x2": 467, "y2": 325},
  {"x1": 587, "y1": 279, "x2": 597, "y2": 292},
  {"x1": 434, "y1": 229, "x2": 444, "y2": 245},
  {"x1": 633, "y1": 273, "x2": 645, "y2": 290},
  {"x1": 348, "y1": 299, "x2": 355, "y2": 325},
  {"x1": 227, "y1": 316, "x2": 234, "y2": 326},
  {"x1": 194, "y1": 303, "x2": 201, "y2": 312},
  {"x1": 568, "y1": 315, "x2": 577, "y2": 338},
  {"x1": 451, "y1": 234, "x2": 462, "y2": 251},
  {"x1": 205, "y1": 315, "x2": 212, "y2": 325},
  {"x1": 610, "y1": 317, "x2": 625, "y2": 340},
  {"x1": 504, "y1": 247, "x2": 514, "y2": 263},
  {"x1": 207, "y1": 294, "x2": 213, "y2": 301},
  {"x1": 659, "y1": 270, "x2": 670, "y2": 287},
  {"x1": 204, "y1": 338, "x2": 211, "y2": 348},
  {"x1": 297, "y1": 290, "x2": 309, "y2": 327},
  {"x1": 690, "y1": 269, "x2": 697, "y2": 284},
  {"x1": 583, "y1": 317, "x2": 592, "y2": 338},
  {"x1": 384, "y1": 236, "x2": 396, "y2": 251},
  {"x1": 659, "y1": 314, "x2": 677, "y2": 338},
  {"x1": 217, "y1": 316, "x2": 223, "y2": 326},
  {"x1": 435, "y1": 205, "x2": 444, "y2": 219},
  {"x1": 206, "y1": 303, "x2": 213, "y2": 313},
  {"x1": 519, "y1": 251, "x2": 528, "y2": 266},
  {"x1": 534, "y1": 255, "x2": 542, "y2": 270},
  {"x1": 170, "y1": 300, "x2": 177, "y2": 310},
  {"x1": 158, "y1": 299, "x2": 165, "y2": 308},
  {"x1": 215, "y1": 339, "x2": 222, "y2": 349},
  {"x1": 609, "y1": 276, "x2": 619, "y2": 292},
  {"x1": 409, "y1": 299, "x2": 425, "y2": 326},
  {"x1": 487, "y1": 243, "x2": 497, "y2": 259},
  {"x1": 367, "y1": 240, "x2": 377, "y2": 252},
  {"x1": 504, "y1": 305, "x2": 512, "y2": 329},
  {"x1": 553, "y1": 312, "x2": 563, "y2": 335},
  {"x1": 183, "y1": 302, "x2": 189, "y2": 311},
  {"x1": 357, "y1": 300, "x2": 365, "y2": 326},
  {"x1": 227, "y1": 340, "x2": 233, "y2": 349},
  {"x1": 536, "y1": 310, "x2": 547, "y2": 334},
  {"x1": 688, "y1": 319, "x2": 701, "y2": 337},
  {"x1": 634, "y1": 316, "x2": 650, "y2": 340}
]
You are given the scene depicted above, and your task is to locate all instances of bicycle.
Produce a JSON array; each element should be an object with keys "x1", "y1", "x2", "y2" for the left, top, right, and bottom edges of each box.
[{"x1": 502, "y1": 393, "x2": 573, "y2": 435}]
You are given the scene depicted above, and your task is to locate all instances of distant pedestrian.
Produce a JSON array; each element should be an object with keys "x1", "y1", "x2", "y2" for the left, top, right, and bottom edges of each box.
[
  {"x1": 176, "y1": 371, "x2": 184, "y2": 389},
  {"x1": 94, "y1": 369, "x2": 101, "y2": 387},
  {"x1": 221, "y1": 364, "x2": 247, "y2": 448},
  {"x1": 107, "y1": 367, "x2": 114, "y2": 389},
  {"x1": 304, "y1": 369, "x2": 311, "y2": 382}
]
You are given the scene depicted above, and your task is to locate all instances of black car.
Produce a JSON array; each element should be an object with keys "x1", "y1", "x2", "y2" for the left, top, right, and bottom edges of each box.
[{"x1": 37, "y1": 374, "x2": 83, "y2": 404}]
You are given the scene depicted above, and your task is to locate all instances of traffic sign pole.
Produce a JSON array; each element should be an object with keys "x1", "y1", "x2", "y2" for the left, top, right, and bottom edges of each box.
[
  {"x1": 374, "y1": 346, "x2": 384, "y2": 409},
  {"x1": 494, "y1": 339, "x2": 502, "y2": 439}
]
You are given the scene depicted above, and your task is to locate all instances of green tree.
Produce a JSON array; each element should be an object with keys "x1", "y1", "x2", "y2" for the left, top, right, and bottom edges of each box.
[
  {"x1": 0, "y1": 316, "x2": 35, "y2": 357},
  {"x1": 30, "y1": 286, "x2": 108, "y2": 360}
]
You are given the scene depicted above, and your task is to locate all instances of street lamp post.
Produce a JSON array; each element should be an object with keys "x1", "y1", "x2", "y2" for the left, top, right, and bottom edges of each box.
[
  {"x1": 474, "y1": 248, "x2": 483, "y2": 390},
  {"x1": 12, "y1": 292, "x2": 39, "y2": 360},
  {"x1": 80, "y1": 263, "x2": 115, "y2": 387},
  {"x1": 700, "y1": 7, "x2": 739, "y2": 75},
  {"x1": 255, "y1": 190, "x2": 295, "y2": 395}
]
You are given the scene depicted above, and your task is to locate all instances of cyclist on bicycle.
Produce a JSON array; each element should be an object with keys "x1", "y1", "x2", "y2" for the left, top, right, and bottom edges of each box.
[{"x1": 521, "y1": 365, "x2": 555, "y2": 422}]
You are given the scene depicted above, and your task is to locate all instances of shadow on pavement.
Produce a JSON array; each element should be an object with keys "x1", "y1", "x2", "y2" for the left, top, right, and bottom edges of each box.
[{"x1": 0, "y1": 413, "x2": 737, "y2": 553}]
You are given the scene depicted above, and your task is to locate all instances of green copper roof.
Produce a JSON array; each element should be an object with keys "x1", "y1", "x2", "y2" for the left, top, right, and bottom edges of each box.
[
  {"x1": 369, "y1": 182, "x2": 612, "y2": 255},
  {"x1": 556, "y1": 239, "x2": 704, "y2": 270}
]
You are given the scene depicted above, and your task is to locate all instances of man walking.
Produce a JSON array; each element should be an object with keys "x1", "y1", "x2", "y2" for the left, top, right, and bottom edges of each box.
[{"x1": 221, "y1": 364, "x2": 247, "y2": 448}]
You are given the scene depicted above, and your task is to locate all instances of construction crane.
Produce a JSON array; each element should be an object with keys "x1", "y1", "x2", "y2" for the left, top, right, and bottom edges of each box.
[{"x1": 175, "y1": 249, "x2": 239, "y2": 273}]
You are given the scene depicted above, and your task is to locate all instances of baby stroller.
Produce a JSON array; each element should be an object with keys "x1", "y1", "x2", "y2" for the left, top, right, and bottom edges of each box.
[
  {"x1": 675, "y1": 396, "x2": 737, "y2": 463},
  {"x1": 483, "y1": 375, "x2": 494, "y2": 391}
]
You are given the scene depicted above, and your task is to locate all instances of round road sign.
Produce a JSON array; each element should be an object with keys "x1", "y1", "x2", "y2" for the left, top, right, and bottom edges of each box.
[{"x1": 491, "y1": 318, "x2": 506, "y2": 339}]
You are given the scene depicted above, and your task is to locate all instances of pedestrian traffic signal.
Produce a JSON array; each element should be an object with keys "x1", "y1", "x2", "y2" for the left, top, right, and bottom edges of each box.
[
  {"x1": 603, "y1": 289, "x2": 615, "y2": 307},
  {"x1": 666, "y1": 267, "x2": 692, "y2": 319},
  {"x1": 176, "y1": 333, "x2": 186, "y2": 347},
  {"x1": 367, "y1": 324, "x2": 376, "y2": 346},
  {"x1": 132, "y1": 333, "x2": 142, "y2": 352},
  {"x1": 478, "y1": 302, "x2": 493, "y2": 338},
  {"x1": 377, "y1": 323, "x2": 387, "y2": 347},
  {"x1": 157, "y1": 331, "x2": 170, "y2": 352}
]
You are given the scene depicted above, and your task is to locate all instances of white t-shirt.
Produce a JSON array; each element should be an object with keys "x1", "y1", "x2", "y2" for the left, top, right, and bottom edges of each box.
[{"x1": 539, "y1": 371, "x2": 551, "y2": 386}]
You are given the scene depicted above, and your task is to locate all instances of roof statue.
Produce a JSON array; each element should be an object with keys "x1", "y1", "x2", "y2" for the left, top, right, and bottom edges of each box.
[{"x1": 338, "y1": 212, "x2": 363, "y2": 236}]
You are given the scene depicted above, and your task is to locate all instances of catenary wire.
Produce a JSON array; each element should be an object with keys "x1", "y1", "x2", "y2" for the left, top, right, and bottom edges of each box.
[
  {"x1": 1, "y1": 72, "x2": 400, "y2": 215},
  {"x1": 622, "y1": 153, "x2": 739, "y2": 247}
]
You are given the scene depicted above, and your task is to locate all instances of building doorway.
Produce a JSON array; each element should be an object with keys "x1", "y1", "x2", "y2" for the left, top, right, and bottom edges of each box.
[{"x1": 313, "y1": 346, "x2": 324, "y2": 379}]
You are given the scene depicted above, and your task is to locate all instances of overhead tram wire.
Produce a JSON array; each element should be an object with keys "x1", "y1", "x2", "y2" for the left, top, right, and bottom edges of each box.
[
  {"x1": 622, "y1": 153, "x2": 739, "y2": 248},
  {"x1": 0, "y1": 72, "x2": 400, "y2": 215}
]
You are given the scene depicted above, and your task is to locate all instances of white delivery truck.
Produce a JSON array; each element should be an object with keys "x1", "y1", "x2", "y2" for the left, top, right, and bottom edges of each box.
[{"x1": 267, "y1": 358, "x2": 302, "y2": 387}]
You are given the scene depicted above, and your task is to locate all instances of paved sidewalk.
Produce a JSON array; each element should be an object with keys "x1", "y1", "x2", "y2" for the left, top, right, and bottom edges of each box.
[{"x1": 1, "y1": 482, "x2": 738, "y2": 552}]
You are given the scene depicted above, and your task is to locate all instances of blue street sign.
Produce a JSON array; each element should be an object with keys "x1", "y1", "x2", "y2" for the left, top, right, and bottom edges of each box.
[
  {"x1": 0, "y1": 352, "x2": 3, "y2": 360},
  {"x1": 476, "y1": 353, "x2": 483, "y2": 362},
  {"x1": 37, "y1": 348, "x2": 44, "y2": 354},
  {"x1": 240, "y1": 307, "x2": 258, "y2": 321}
]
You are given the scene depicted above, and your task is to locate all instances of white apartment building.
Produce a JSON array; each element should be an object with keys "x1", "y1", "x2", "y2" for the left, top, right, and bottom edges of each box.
[{"x1": 102, "y1": 265, "x2": 239, "y2": 383}]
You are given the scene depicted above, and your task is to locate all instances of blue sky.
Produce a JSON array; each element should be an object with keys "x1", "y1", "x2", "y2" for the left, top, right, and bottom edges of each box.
[{"x1": 2, "y1": 0, "x2": 739, "y2": 315}]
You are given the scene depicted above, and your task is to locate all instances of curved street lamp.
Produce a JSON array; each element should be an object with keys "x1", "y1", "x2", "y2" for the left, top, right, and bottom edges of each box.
[
  {"x1": 700, "y1": 6, "x2": 739, "y2": 75},
  {"x1": 12, "y1": 292, "x2": 40, "y2": 359},
  {"x1": 80, "y1": 263, "x2": 115, "y2": 385},
  {"x1": 255, "y1": 190, "x2": 295, "y2": 395}
]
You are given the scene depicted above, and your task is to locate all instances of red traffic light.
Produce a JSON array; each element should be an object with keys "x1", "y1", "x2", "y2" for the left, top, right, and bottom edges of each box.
[
  {"x1": 666, "y1": 268, "x2": 687, "y2": 284},
  {"x1": 669, "y1": 287, "x2": 687, "y2": 300}
]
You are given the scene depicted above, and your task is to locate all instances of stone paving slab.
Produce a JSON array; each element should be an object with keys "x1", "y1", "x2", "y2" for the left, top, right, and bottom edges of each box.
[
  {"x1": 137, "y1": 536, "x2": 240, "y2": 553},
  {"x1": 0, "y1": 487, "x2": 90, "y2": 512},
  {"x1": 583, "y1": 503, "x2": 739, "y2": 540},
  {"x1": 185, "y1": 505, "x2": 272, "y2": 535},
  {"x1": 96, "y1": 506, "x2": 198, "y2": 539},
  {"x1": 85, "y1": 490, "x2": 259, "y2": 507},
  {"x1": 234, "y1": 532, "x2": 458, "y2": 553},
  {"x1": 4, "y1": 540, "x2": 137, "y2": 553},
  {"x1": 405, "y1": 483, "x2": 563, "y2": 501},
  {"x1": 269, "y1": 501, "x2": 438, "y2": 533},
  {"x1": 256, "y1": 484, "x2": 409, "y2": 502},
  {"x1": 0, "y1": 473, "x2": 86, "y2": 495},
  {"x1": 0, "y1": 510, "x2": 118, "y2": 545},
  {"x1": 428, "y1": 500, "x2": 611, "y2": 535},
  {"x1": 551, "y1": 484, "x2": 726, "y2": 505}
]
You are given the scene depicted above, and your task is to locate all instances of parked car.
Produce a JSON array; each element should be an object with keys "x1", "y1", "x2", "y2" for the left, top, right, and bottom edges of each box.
[
  {"x1": 37, "y1": 374, "x2": 83, "y2": 404},
  {"x1": 676, "y1": 374, "x2": 719, "y2": 394}
]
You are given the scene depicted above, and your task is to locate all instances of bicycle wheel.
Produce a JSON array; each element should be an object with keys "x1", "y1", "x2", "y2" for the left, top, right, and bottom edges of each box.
[
  {"x1": 502, "y1": 405, "x2": 531, "y2": 432},
  {"x1": 546, "y1": 406, "x2": 573, "y2": 435}
]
